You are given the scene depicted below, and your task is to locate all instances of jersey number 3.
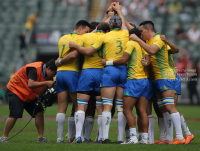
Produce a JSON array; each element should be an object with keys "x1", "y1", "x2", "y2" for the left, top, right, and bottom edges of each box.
[{"x1": 116, "y1": 41, "x2": 122, "y2": 54}]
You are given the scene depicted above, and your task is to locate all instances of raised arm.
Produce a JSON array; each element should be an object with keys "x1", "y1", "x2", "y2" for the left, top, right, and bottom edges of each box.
[
  {"x1": 160, "y1": 35, "x2": 179, "y2": 54},
  {"x1": 112, "y1": 3, "x2": 127, "y2": 30},
  {"x1": 102, "y1": 2, "x2": 115, "y2": 22}
]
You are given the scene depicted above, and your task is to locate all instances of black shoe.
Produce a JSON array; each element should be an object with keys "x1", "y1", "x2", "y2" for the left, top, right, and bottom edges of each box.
[{"x1": 102, "y1": 139, "x2": 111, "y2": 144}]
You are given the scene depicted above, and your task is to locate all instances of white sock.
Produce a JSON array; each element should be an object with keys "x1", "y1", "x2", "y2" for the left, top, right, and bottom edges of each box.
[
  {"x1": 163, "y1": 112, "x2": 173, "y2": 141},
  {"x1": 117, "y1": 112, "x2": 126, "y2": 141},
  {"x1": 171, "y1": 112, "x2": 183, "y2": 140},
  {"x1": 158, "y1": 118, "x2": 166, "y2": 140},
  {"x1": 130, "y1": 128, "x2": 137, "y2": 141},
  {"x1": 68, "y1": 116, "x2": 75, "y2": 140},
  {"x1": 81, "y1": 122, "x2": 85, "y2": 141},
  {"x1": 148, "y1": 115, "x2": 154, "y2": 143},
  {"x1": 75, "y1": 110, "x2": 85, "y2": 139},
  {"x1": 97, "y1": 115, "x2": 103, "y2": 141},
  {"x1": 125, "y1": 129, "x2": 130, "y2": 139},
  {"x1": 56, "y1": 113, "x2": 66, "y2": 141},
  {"x1": 84, "y1": 117, "x2": 94, "y2": 140},
  {"x1": 141, "y1": 133, "x2": 148, "y2": 143},
  {"x1": 180, "y1": 115, "x2": 191, "y2": 135},
  {"x1": 102, "y1": 111, "x2": 111, "y2": 140}
]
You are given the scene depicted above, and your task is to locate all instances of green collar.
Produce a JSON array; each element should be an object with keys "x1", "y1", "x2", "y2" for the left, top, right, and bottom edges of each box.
[
  {"x1": 96, "y1": 30, "x2": 103, "y2": 33},
  {"x1": 70, "y1": 32, "x2": 78, "y2": 35},
  {"x1": 153, "y1": 33, "x2": 160, "y2": 37},
  {"x1": 111, "y1": 28, "x2": 120, "y2": 31}
]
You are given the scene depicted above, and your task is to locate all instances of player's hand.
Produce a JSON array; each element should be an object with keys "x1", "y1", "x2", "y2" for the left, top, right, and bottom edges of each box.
[
  {"x1": 46, "y1": 81, "x2": 55, "y2": 87},
  {"x1": 112, "y1": 2, "x2": 121, "y2": 13},
  {"x1": 108, "y1": 11, "x2": 114, "y2": 17},
  {"x1": 102, "y1": 59, "x2": 107, "y2": 66},
  {"x1": 160, "y1": 35, "x2": 168, "y2": 43},
  {"x1": 55, "y1": 59, "x2": 61, "y2": 67},
  {"x1": 69, "y1": 41, "x2": 77, "y2": 49},
  {"x1": 141, "y1": 58, "x2": 148, "y2": 66},
  {"x1": 107, "y1": 2, "x2": 116, "y2": 11},
  {"x1": 130, "y1": 34, "x2": 140, "y2": 42}
]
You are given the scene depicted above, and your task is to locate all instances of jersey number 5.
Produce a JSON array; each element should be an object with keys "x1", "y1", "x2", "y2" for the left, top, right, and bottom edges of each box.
[{"x1": 116, "y1": 41, "x2": 122, "y2": 54}]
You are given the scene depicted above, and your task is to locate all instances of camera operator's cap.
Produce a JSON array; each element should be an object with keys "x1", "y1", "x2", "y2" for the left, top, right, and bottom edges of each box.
[{"x1": 109, "y1": 15, "x2": 122, "y2": 27}]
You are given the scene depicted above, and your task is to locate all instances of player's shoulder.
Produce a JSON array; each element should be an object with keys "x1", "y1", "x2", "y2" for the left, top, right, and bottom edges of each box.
[
  {"x1": 153, "y1": 33, "x2": 162, "y2": 41},
  {"x1": 127, "y1": 40, "x2": 138, "y2": 46}
]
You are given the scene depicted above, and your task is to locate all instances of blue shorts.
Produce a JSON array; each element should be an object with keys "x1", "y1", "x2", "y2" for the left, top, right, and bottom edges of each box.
[
  {"x1": 100, "y1": 65, "x2": 127, "y2": 88},
  {"x1": 77, "y1": 68, "x2": 103, "y2": 92},
  {"x1": 154, "y1": 79, "x2": 175, "y2": 93},
  {"x1": 123, "y1": 79, "x2": 148, "y2": 98},
  {"x1": 56, "y1": 71, "x2": 80, "y2": 93},
  {"x1": 143, "y1": 78, "x2": 154, "y2": 100},
  {"x1": 174, "y1": 74, "x2": 182, "y2": 95}
]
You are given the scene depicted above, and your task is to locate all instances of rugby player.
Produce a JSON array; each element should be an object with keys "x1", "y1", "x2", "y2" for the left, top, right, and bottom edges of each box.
[
  {"x1": 102, "y1": 28, "x2": 150, "y2": 144},
  {"x1": 55, "y1": 20, "x2": 90, "y2": 143},
  {"x1": 161, "y1": 35, "x2": 194, "y2": 144},
  {"x1": 72, "y1": 22, "x2": 110, "y2": 143},
  {"x1": 130, "y1": 21, "x2": 185, "y2": 144}
]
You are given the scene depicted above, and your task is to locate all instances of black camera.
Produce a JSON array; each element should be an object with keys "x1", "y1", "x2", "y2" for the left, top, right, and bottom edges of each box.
[{"x1": 37, "y1": 86, "x2": 57, "y2": 108}]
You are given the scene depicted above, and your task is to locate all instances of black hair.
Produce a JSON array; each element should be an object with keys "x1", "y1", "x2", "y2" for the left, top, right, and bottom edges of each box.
[
  {"x1": 46, "y1": 59, "x2": 57, "y2": 71},
  {"x1": 97, "y1": 22, "x2": 110, "y2": 32},
  {"x1": 139, "y1": 20, "x2": 155, "y2": 32},
  {"x1": 75, "y1": 20, "x2": 91, "y2": 30},
  {"x1": 90, "y1": 21, "x2": 99, "y2": 32},
  {"x1": 129, "y1": 28, "x2": 141, "y2": 38}
]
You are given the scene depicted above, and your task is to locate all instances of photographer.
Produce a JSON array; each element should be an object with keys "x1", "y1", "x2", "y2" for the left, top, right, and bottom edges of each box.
[{"x1": 0, "y1": 59, "x2": 57, "y2": 142}]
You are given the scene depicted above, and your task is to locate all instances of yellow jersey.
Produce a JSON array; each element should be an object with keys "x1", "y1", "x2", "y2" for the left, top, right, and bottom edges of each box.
[
  {"x1": 166, "y1": 45, "x2": 176, "y2": 74},
  {"x1": 125, "y1": 40, "x2": 147, "y2": 80},
  {"x1": 146, "y1": 33, "x2": 175, "y2": 80},
  {"x1": 78, "y1": 31, "x2": 104, "y2": 69},
  {"x1": 57, "y1": 32, "x2": 82, "y2": 72},
  {"x1": 92, "y1": 29, "x2": 129, "y2": 61}
]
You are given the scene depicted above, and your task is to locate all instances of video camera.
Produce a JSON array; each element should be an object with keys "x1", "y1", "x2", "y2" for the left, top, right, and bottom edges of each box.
[{"x1": 36, "y1": 85, "x2": 57, "y2": 108}]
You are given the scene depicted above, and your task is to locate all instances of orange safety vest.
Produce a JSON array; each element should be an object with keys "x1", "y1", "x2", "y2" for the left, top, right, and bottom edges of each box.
[{"x1": 7, "y1": 62, "x2": 48, "y2": 102}]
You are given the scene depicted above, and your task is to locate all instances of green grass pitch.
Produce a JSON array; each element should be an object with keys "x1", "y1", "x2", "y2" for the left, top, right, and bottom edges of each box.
[{"x1": 0, "y1": 104, "x2": 199, "y2": 151}]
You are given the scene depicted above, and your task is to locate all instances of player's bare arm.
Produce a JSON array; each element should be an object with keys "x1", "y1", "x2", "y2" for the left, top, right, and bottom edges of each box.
[
  {"x1": 125, "y1": 20, "x2": 135, "y2": 31},
  {"x1": 69, "y1": 41, "x2": 96, "y2": 56},
  {"x1": 55, "y1": 50, "x2": 79, "y2": 67},
  {"x1": 102, "y1": 2, "x2": 115, "y2": 22},
  {"x1": 102, "y1": 52, "x2": 131, "y2": 66},
  {"x1": 130, "y1": 34, "x2": 160, "y2": 55},
  {"x1": 104, "y1": 11, "x2": 115, "y2": 23},
  {"x1": 28, "y1": 79, "x2": 55, "y2": 88},
  {"x1": 160, "y1": 35, "x2": 179, "y2": 54},
  {"x1": 112, "y1": 3, "x2": 128, "y2": 30}
]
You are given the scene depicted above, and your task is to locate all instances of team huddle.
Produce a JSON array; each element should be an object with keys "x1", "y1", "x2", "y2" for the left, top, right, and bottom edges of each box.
[
  {"x1": 0, "y1": 2, "x2": 194, "y2": 145},
  {"x1": 55, "y1": 2, "x2": 194, "y2": 144}
]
